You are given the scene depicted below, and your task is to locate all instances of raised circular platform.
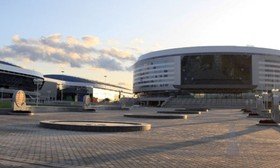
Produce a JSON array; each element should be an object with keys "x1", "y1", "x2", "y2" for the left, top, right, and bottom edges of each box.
[
  {"x1": 83, "y1": 108, "x2": 96, "y2": 112},
  {"x1": 39, "y1": 120, "x2": 151, "y2": 132},
  {"x1": 247, "y1": 113, "x2": 263, "y2": 118},
  {"x1": 257, "y1": 119, "x2": 280, "y2": 126},
  {"x1": 257, "y1": 123, "x2": 280, "y2": 126},
  {"x1": 175, "y1": 108, "x2": 208, "y2": 112},
  {"x1": 124, "y1": 113, "x2": 187, "y2": 119},
  {"x1": 9, "y1": 111, "x2": 34, "y2": 116},
  {"x1": 157, "y1": 111, "x2": 201, "y2": 115}
]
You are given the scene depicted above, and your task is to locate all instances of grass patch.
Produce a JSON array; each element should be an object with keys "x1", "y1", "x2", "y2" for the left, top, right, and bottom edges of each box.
[{"x1": 0, "y1": 100, "x2": 12, "y2": 108}]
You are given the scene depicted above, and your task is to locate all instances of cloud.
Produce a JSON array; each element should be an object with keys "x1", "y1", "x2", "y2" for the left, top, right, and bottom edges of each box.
[
  {"x1": 0, "y1": 34, "x2": 138, "y2": 71},
  {"x1": 82, "y1": 35, "x2": 100, "y2": 47},
  {"x1": 100, "y1": 48, "x2": 136, "y2": 61},
  {"x1": 94, "y1": 56, "x2": 124, "y2": 71},
  {"x1": 118, "y1": 82, "x2": 126, "y2": 86}
]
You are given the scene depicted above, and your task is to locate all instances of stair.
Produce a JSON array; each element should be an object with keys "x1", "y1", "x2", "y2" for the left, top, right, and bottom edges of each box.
[{"x1": 163, "y1": 98, "x2": 253, "y2": 108}]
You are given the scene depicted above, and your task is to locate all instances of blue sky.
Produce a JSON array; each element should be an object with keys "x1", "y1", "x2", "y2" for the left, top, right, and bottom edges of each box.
[
  {"x1": 1, "y1": 0, "x2": 280, "y2": 88},
  {"x1": 0, "y1": 0, "x2": 209, "y2": 46}
]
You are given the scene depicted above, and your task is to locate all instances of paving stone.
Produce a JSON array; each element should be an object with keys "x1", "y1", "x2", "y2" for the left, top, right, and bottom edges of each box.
[{"x1": 0, "y1": 108, "x2": 279, "y2": 167}]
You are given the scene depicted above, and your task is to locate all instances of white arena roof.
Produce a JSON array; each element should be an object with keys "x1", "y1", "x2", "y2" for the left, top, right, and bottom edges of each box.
[{"x1": 138, "y1": 46, "x2": 280, "y2": 61}]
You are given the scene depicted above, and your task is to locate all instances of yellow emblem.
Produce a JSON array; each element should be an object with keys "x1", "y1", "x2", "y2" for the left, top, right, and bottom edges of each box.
[{"x1": 15, "y1": 90, "x2": 26, "y2": 107}]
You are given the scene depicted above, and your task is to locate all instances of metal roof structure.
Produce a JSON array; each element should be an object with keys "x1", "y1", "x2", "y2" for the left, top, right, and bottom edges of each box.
[
  {"x1": 44, "y1": 74, "x2": 131, "y2": 91},
  {"x1": 138, "y1": 46, "x2": 280, "y2": 61}
]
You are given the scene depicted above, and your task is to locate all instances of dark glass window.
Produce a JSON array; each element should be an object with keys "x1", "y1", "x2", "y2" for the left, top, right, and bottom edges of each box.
[{"x1": 181, "y1": 54, "x2": 252, "y2": 85}]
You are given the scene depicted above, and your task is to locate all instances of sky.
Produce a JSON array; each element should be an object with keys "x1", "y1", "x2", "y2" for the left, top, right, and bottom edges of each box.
[{"x1": 1, "y1": 0, "x2": 280, "y2": 89}]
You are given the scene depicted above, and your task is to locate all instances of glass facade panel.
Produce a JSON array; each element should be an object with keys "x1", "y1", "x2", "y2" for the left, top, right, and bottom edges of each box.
[{"x1": 181, "y1": 54, "x2": 252, "y2": 85}]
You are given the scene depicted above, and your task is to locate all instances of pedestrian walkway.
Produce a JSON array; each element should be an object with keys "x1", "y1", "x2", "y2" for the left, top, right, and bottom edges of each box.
[{"x1": 0, "y1": 108, "x2": 279, "y2": 167}]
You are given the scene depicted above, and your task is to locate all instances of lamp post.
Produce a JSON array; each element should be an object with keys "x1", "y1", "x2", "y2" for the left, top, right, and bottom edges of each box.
[
  {"x1": 104, "y1": 75, "x2": 107, "y2": 99},
  {"x1": 33, "y1": 78, "x2": 44, "y2": 106},
  {"x1": 61, "y1": 70, "x2": 64, "y2": 101},
  {"x1": 104, "y1": 75, "x2": 107, "y2": 85}
]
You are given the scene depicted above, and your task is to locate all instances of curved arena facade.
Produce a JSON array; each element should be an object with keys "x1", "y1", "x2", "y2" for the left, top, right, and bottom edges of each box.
[
  {"x1": 43, "y1": 74, "x2": 132, "y2": 102},
  {"x1": 0, "y1": 61, "x2": 44, "y2": 97},
  {"x1": 134, "y1": 46, "x2": 280, "y2": 97}
]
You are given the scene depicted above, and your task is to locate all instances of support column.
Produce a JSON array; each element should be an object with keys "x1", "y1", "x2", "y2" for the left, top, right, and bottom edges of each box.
[{"x1": 271, "y1": 91, "x2": 280, "y2": 123}]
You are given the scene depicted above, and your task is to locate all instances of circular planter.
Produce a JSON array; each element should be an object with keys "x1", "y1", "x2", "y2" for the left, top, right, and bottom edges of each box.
[
  {"x1": 157, "y1": 111, "x2": 201, "y2": 115},
  {"x1": 9, "y1": 110, "x2": 33, "y2": 116},
  {"x1": 248, "y1": 112, "x2": 259, "y2": 116},
  {"x1": 124, "y1": 113, "x2": 187, "y2": 119},
  {"x1": 175, "y1": 108, "x2": 208, "y2": 112},
  {"x1": 247, "y1": 112, "x2": 263, "y2": 118},
  {"x1": 39, "y1": 120, "x2": 151, "y2": 132},
  {"x1": 257, "y1": 119, "x2": 280, "y2": 126}
]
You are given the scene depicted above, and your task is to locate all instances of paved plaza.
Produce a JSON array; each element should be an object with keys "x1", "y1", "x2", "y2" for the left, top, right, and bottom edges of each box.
[{"x1": 0, "y1": 108, "x2": 280, "y2": 168}]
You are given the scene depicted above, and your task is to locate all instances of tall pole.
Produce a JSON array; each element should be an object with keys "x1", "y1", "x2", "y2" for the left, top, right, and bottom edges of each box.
[
  {"x1": 104, "y1": 75, "x2": 107, "y2": 84},
  {"x1": 104, "y1": 75, "x2": 107, "y2": 99},
  {"x1": 61, "y1": 84, "x2": 63, "y2": 101},
  {"x1": 33, "y1": 78, "x2": 43, "y2": 106},
  {"x1": 61, "y1": 70, "x2": 64, "y2": 101}
]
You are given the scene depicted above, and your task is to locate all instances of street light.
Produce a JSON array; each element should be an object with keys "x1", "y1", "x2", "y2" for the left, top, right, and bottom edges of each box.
[
  {"x1": 61, "y1": 70, "x2": 64, "y2": 101},
  {"x1": 33, "y1": 78, "x2": 44, "y2": 106},
  {"x1": 104, "y1": 75, "x2": 107, "y2": 98},
  {"x1": 104, "y1": 75, "x2": 107, "y2": 84}
]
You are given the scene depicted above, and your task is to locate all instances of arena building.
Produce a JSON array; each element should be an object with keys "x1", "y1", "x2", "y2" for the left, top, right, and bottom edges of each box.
[
  {"x1": 133, "y1": 46, "x2": 280, "y2": 107},
  {"x1": 43, "y1": 74, "x2": 133, "y2": 102},
  {"x1": 0, "y1": 61, "x2": 132, "y2": 102},
  {"x1": 0, "y1": 61, "x2": 44, "y2": 98}
]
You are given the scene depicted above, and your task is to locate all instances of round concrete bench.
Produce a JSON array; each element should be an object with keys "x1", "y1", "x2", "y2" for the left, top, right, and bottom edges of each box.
[
  {"x1": 257, "y1": 119, "x2": 280, "y2": 126},
  {"x1": 9, "y1": 110, "x2": 34, "y2": 116},
  {"x1": 157, "y1": 111, "x2": 201, "y2": 115},
  {"x1": 40, "y1": 120, "x2": 151, "y2": 132},
  {"x1": 124, "y1": 113, "x2": 187, "y2": 119},
  {"x1": 175, "y1": 108, "x2": 208, "y2": 112}
]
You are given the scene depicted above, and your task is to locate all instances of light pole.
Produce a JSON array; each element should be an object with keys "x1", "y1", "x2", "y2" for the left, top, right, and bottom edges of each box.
[
  {"x1": 104, "y1": 75, "x2": 107, "y2": 84},
  {"x1": 61, "y1": 70, "x2": 64, "y2": 101},
  {"x1": 33, "y1": 78, "x2": 44, "y2": 106},
  {"x1": 104, "y1": 75, "x2": 107, "y2": 99}
]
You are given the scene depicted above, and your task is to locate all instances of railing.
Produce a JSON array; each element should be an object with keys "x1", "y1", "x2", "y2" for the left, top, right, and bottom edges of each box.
[
  {"x1": 160, "y1": 96, "x2": 174, "y2": 107},
  {"x1": 163, "y1": 98, "x2": 252, "y2": 108}
]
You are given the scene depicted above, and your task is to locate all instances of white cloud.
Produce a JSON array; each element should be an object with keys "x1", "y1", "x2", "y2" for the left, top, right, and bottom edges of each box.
[
  {"x1": 82, "y1": 35, "x2": 100, "y2": 47},
  {"x1": 100, "y1": 47, "x2": 136, "y2": 61},
  {"x1": 0, "y1": 34, "x2": 139, "y2": 71}
]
